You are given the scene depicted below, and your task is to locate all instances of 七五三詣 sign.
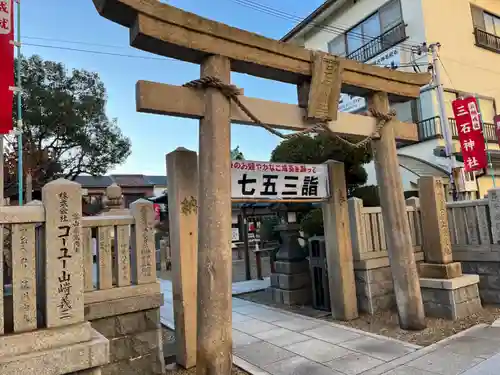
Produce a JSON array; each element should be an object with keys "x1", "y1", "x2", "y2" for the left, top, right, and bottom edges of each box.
[
  {"x1": 452, "y1": 97, "x2": 487, "y2": 172},
  {"x1": 231, "y1": 160, "x2": 330, "y2": 200}
]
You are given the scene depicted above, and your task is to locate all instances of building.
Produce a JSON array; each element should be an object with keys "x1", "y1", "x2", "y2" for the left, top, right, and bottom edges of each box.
[
  {"x1": 75, "y1": 174, "x2": 167, "y2": 208},
  {"x1": 282, "y1": 0, "x2": 500, "y2": 198}
]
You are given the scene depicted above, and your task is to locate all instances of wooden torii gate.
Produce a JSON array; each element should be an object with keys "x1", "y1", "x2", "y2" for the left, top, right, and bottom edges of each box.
[{"x1": 92, "y1": 0, "x2": 431, "y2": 372}]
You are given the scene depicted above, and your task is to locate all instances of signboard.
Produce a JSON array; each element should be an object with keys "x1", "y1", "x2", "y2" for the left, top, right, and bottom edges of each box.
[
  {"x1": 339, "y1": 47, "x2": 401, "y2": 113},
  {"x1": 495, "y1": 114, "x2": 500, "y2": 147},
  {"x1": 232, "y1": 228, "x2": 239, "y2": 241},
  {"x1": 153, "y1": 203, "x2": 161, "y2": 221},
  {"x1": 451, "y1": 97, "x2": 487, "y2": 172},
  {"x1": 231, "y1": 160, "x2": 329, "y2": 200}
]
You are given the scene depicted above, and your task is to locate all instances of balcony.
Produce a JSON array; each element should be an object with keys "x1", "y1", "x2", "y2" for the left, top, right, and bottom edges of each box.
[
  {"x1": 347, "y1": 22, "x2": 407, "y2": 63},
  {"x1": 417, "y1": 116, "x2": 498, "y2": 143},
  {"x1": 474, "y1": 27, "x2": 500, "y2": 53}
]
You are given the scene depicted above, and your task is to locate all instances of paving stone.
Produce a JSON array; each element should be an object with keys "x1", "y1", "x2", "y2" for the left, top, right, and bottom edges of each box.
[
  {"x1": 263, "y1": 356, "x2": 343, "y2": 375},
  {"x1": 467, "y1": 326, "x2": 500, "y2": 341},
  {"x1": 302, "y1": 324, "x2": 362, "y2": 345},
  {"x1": 441, "y1": 335, "x2": 500, "y2": 359},
  {"x1": 273, "y1": 317, "x2": 324, "y2": 332},
  {"x1": 232, "y1": 317, "x2": 276, "y2": 334},
  {"x1": 461, "y1": 351, "x2": 500, "y2": 375},
  {"x1": 254, "y1": 327, "x2": 310, "y2": 346},
  {"x1": 338, "y1": 336, "x2": 415, "y2": 362},
  {"x1": 232, "y1": 330, "x2": 262, "y2": 348},
  {"x1": 324, "y1": 352, "x2": 384, "y2": 375},
  {"x1": 406, "y1": 350, "x2": 484, "y2": 375},
  {"x1": 233, "y1": 341, "x2": 295, "y2": 367},
  {"x1": 284, "y1": 338, "x2": 353, "y2": 363},
  {"x1": 383, "y1": 366, "x2": 441, "y2": 375},
  {"x1": 232, "y1": 312, "x2": 252, "y2": 323},
  {"x1": 249, "y1": 309, "x2": 296, "y2": 323}
]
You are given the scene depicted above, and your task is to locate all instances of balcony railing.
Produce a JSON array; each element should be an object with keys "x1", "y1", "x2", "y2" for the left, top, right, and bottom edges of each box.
[
  {"x1": 418, "y1": 116, "x2": 498, "y2": 143},
  {"x1": 474, "y1": 27, "x2": 500, "y2": 53},
  {"x1": 347, "y1": 22, "x2": 407, "y2": 63},
  {"x1": 448, "y1": 118, "x2": 497, "y2": 143}
]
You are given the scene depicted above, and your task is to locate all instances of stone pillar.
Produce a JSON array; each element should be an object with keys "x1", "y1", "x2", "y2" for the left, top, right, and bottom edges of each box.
[
  {"x1": 418, "y1": 176, "x2": 482, "y2": 320},
  {"x1": 322, "y1": 160, "x2": 358, "y2": 320},
  {"x1": 167, "y1": 148, "x2": 198, "y2": 369},
  {"x1": 102, "y1": 183, "x2": 128, "y2": 216},
  {"x1": 268, "y1": 223, "x2": 311, "y2": 305},
  {"x1": 370, "y1": 92, "x2": 426, "y2": 330},
  {"x1": 197, "y1": 55, "x2": 232, "y2": 374}
]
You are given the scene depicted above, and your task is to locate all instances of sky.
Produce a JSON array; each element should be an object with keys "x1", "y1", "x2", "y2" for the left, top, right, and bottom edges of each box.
[{"x1": 21, "y1": 0, "x2": 326, "y2": 175}]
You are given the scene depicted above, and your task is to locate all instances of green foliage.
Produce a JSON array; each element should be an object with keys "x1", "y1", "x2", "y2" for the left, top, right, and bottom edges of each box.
[
  {"x1": 231, "y1": 146, "x2": 245, "y2": 160},
  {"x1": 350, "y1": 185, "x2": 380, "y2": 207},
  {"x1": 6, "y1": 55, "x2": 131, "y2": 194},
  {"x1": 299, "y1": 208, "x2": 324, "y2": 237},
  {"x1": 270, "y1": 133, "x2": 372, "y2": 193},
  {"x1": 259, "y1": 216, "x2": 280, "y2": 243}
]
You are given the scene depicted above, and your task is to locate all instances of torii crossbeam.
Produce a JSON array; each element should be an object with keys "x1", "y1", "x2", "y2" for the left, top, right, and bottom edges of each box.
[{"x1": 92, "y1": 0, "x2": 431, "y2": 373}]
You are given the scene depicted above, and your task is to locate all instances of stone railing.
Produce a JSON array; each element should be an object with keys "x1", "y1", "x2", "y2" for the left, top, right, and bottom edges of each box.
[
  {"x1": 348, "y1": 197, "x2": 422, "y2": 259},
  {"x1": 0, "y1": 178, "x2": 109, "y2": 374}
]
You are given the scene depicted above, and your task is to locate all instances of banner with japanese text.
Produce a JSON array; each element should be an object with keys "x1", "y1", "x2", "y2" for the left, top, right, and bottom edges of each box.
[
  {"x1": 495, "y1": 114, "x2": 500, "y2": 147},
  {"x1": 451, "y1": 97, "x2": 487, "y2": 172},
  {"x1": 231, "y1": 160, "x2": 329, "y2": 200},
  {"x1": 0, "y1": 0, "x2": 13, "y2": 134}
]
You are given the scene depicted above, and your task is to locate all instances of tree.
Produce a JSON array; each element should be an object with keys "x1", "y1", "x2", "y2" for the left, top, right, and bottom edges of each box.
[
  {"x1": 270, "y1": 133, "x2": 372, "y2": 194},
  {"x1": 4, "y1": 55, "x2": 131, "y2": 195},
  {"x1": 231, "y1": 146, "x2": 245, "y2": 160}
]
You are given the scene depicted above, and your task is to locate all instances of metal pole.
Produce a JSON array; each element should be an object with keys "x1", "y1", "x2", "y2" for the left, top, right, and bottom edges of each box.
[
  {"x1": 475, "y1": 95, "x2": 496, "y2": 188},
  {"x1": 15, "y1": 0, "x2": 22, "y2": 205},
  {"x1": 430, "y1": 43, "x2": 458, "y2": 200}
]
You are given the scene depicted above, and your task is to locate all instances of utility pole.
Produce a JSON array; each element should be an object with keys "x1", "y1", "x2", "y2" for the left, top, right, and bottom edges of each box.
[{"x1": 422, "y1": 42, "x2": 458, "y2": 200}]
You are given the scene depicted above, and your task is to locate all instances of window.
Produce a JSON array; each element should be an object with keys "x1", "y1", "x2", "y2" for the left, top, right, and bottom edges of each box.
[
  {"x1": 471, "y1": 5, "x2": 500, "y2": 52},
  {"x1": 327, "y1": 0, "x2": 404, "y2": 62},
  {"x1": 328, "y1": 35, "x2": 345, "y2": 56}
]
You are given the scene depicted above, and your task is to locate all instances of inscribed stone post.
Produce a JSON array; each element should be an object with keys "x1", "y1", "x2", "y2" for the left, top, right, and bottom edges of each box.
[
  {"x1": 488, "y1": 188, "x2": 500, "y2": 244},
  {"x1": 167, "y1": 148, "x2": 198, "y2": 369},
  {"x1": 369, "y1": 92, "x2": 426, "y2": 330},
  {"x1": 11, "y1": 223, "x2": 37, "y2": 332},
  {"x1": 322, "y1": 160, "x2": 358, "y2": 320},
  {"x1": 418, "y1": 176, "x2": 462, "y2": 279},
  {"x1": 130, "y1": 199, "x2": 157, "y2": 285},
  {"x1": 42, "y1": 178, "x2": 84, "y2": 328}
]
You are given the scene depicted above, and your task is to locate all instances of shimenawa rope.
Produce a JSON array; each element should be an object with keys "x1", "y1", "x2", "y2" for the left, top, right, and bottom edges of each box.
[{"x1": 183, "y1": 76, "x2": 396, "y2": 148}]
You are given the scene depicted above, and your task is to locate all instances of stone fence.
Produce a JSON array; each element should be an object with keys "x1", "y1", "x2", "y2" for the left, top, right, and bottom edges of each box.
[
  {"x1": 347, "y1": 197, "x2": 424, "y2": 314},
  {"x1": 346, "y1": 189, "x2": 500, "y2": 313},
  {"x1": 0, "y1": 178, "x2": 165, "y2": 375}
]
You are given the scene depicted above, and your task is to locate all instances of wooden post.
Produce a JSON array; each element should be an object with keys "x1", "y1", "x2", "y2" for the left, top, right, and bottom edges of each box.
[
  {"x1": 166, "y1": 148, "x2": 198, "y2": 369},
  {"x1": 370, "y1": 92, "x2": 426, "y2": 330},
  {"x1": 322, "y1": 160, "x2": 358, "y2": 321},
  {"x1": 197, "y1": 55, "x2": 233, "y2": 374}
]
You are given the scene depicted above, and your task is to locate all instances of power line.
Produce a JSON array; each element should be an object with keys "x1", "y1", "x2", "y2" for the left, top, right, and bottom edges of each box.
[
  {"x1": 226, "y1": 0, "x2": 423, "y2": 54},
  {"x1": 23, "y1": 36, "x2": 132, "y2": 51},
  {"x1": 22, "y1": 40, "x2": 429, "y2": 70}
]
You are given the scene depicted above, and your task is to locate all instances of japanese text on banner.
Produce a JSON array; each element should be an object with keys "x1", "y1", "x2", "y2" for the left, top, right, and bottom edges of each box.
[
  {"x1": 452, "y1": 97, "x2": 487, "y2": 172},
  {"x1": 231, "y1": 160, "x2": 329, "y2": 199}
]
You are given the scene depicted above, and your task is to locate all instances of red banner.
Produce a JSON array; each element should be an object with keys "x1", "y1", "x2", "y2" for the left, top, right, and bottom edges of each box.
[
  {"x1": 495, "y1": 114, "x2": 500, "y2": 147},
  {"x1": 452, "y1": 97, "x2": 487, "y2": 172},
  {"x1": 153, "y1": 203, "x2": 161, "y2": 221},
  {"x1": 0, "y1": 0, "x2": 13, "y2": 134}
]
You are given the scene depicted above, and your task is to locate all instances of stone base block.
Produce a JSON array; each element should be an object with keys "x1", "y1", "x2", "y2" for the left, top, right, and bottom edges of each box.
[
  {"x1": 419, "y1": 262, "x2": 462, "y2": 279},
  {"x1": 270, "y1": 272, "x2": 311, "y2": 290},
  {"x1": 354, "y1": 266, "x2": 396, "y2": 315},
  {"x1": 420, "y1": 274, "x2": 482, "y2": 320},
  {"x1": 267, "y1": 287, "x2": 311, "y2": 305},
  {"x1": 274, "y1": 260, "x2": 309, "y2": 275},
  {"x1": 0, "y1": 323, "x2": 109, "y2": 374}
]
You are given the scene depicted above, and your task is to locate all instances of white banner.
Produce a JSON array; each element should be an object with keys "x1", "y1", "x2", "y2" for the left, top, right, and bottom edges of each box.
[
  {"x1": 231, "y1": 160, "x2": 329, "y2": 200},
  {"x1": 232, "y1": 228, "x2": 240, "y2": 241},
  {"x1": 339, "y1": 46, "x2": 402, "y2": 113}
]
